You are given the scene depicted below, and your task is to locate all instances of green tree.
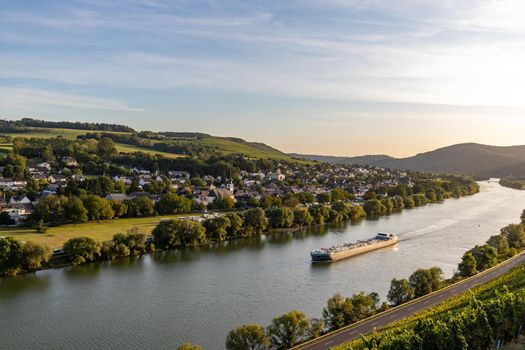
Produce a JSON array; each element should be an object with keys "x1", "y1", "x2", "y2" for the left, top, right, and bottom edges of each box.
[
  {"x1": 404, "y1": 196, "x2": 415, "y2": 209},
  {"x1": 381, "y1": 198, "x2": 394, "y2": 215},
  {"x1": 225, "y1": 324, "x2": 269, "y2": 350},
  {"x1": 83, "y1": 195, "x2": 115, "y2": 221},
  {"x1": 469, "y1": 244, "x2": 498, "y2": 271},
  {"x1": 308, "y1": 318, "x2": 325, "y2": 339},
  {"x1": 204, "y1": 216, "x2": 231, "y2": 242},
  {"x1": 308, "y1": 205, "x2": 330, "y2": 225},
  {"x1": 152, "y1": 219, "x2": 207, "y2": 248},
  {"x1": 363, "y1": 200, "x2": 387, "y2": 217},
  {"x1": 322, "y1": 292, "x2": 378, "y2": 330},
  {"x1": 96, "y1": 137, "x2": 117, "y2": 158},
  {"x1": 0, "y1": 237, "x2": 24, "y2": 276},
  {"x1": 331, "y1": 188, "x2": 348, "y2": 202},
  {"x1": 226, "y1": 213, "x2": 244, "y2": 237},
  {"x1": 111, "y1": 200, "x2": 128, "y2": 217},
  {"x1": 267, "y1": 310, "x2": 310, "y2": 349},
  {"x1": 487, "y1": 234, "x2": 511, "y2": 259},
  {"x1": 266, "y1": 207, "x2": 294, "y2": 228},
  {"x1": 209, "y1": 197, "x2": 235, "y2": 210},
  {"x1": 63, "y1": 237, "x2": 101, "y2": 265},
  {"x1": 98, "y1": 176, "x2": 114, "y2": 197},
  {"x1": 65, "y1": 197, "x2": 88, "y2": 223},
  {"x1": 31, "y1": 195, "x2": 69, "y2": 224},
  {"x1": 22, "y1": 241, "x2": 51, "y2": 271},
  {"x1": 244, "y1": 208, "x2": 267, "y2": 235},
  {"x1": 317, "y1": 192, "x2": 332, "y2": 203},
  {"x1": 387, "y1": 278, "x2": 414, "y2": 306},
  {"x1": 155, "y1": 193, "x2": 193, "y2": 215},
  {"x1": 127, "y1": 196, "x2": 155, "y2": 217},
  {"x1": 5, "y1": 154, "x2": 27, "y2": 178},
  {"x1": 293, "y1": 208, "x2": 313, "y2": 227},
  {"x1": 409, "y1": 267, "x2": 444, "y2": 297},
  {"x1": 297, "y1": 192, "x2": 315, "y2": 204},
  {"x1": 282, "y1": 193, "x2": 300, "y2": 208},
  {"x1": 501, "y1": 224, "x2": 525, "y2": 249},
  {"x1": 349, "y1": 205, "x2": 366, "y2": 222},
  {"x1": 457, "y1": 251, "x2": 478, "y2": 277}
]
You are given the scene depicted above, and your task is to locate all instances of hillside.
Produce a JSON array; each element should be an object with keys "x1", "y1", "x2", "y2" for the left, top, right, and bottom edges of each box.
[
  {"x1": 0, "y1": 120, "x2": 291, "y2": 160},
  {"x1": 294, "y1": 143, "x2": 525, "y2": 178}
]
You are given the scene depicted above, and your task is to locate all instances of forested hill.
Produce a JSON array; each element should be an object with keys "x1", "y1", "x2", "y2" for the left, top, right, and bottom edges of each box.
[{"x1": 293, "y1": 143, "x2": 525, "y2": 178}]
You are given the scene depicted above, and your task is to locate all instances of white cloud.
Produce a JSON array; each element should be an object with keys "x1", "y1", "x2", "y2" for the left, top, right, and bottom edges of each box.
[{"x1": 0, "y1": 87, "x2": 143, "y2": 112}]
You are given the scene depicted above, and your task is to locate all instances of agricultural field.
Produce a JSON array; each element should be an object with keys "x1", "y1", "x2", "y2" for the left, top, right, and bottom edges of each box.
[
  {"x1": 1, "y1": 213, "x2": 199, "y2": 248},
  {"x1": 114, "y1": 142, "x2": 183, "y2": 158}
]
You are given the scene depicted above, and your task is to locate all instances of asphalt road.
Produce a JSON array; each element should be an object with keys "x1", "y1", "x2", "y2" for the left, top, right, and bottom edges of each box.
[{"x1": 295, "y1": 252, "x2": 525, "y2": 350}]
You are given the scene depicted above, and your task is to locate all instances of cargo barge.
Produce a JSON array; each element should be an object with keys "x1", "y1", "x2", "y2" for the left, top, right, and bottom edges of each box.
[{"x1": 310, "y1": 233, "x2": 398, "y2": 262}]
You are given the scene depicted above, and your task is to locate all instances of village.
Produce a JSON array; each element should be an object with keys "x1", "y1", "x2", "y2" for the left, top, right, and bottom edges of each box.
[{"x1": 0, "y1": 154, "x2": 417, "y2": 226}]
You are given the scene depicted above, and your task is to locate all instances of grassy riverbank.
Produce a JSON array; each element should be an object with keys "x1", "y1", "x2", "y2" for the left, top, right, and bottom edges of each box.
[{"x1": 1, "y1": 213, "x2": 195, "y2": 248}]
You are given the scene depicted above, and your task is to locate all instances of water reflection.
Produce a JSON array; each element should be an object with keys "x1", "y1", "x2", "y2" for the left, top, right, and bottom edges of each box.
[
  {"x1": 0, "y1": 273, "x2": 51, "y2": 298},
  {"x1": 62, "y1": 261, "x2": 103, "y2": 280}
]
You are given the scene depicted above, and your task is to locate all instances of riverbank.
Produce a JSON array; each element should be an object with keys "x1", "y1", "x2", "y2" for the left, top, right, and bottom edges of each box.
[
  {"x1": 500, "y1": 178, "x2": 525, "y2": 190},
  {"x1": 2, "y1": 183, "x2": 480, "y2": 278}
]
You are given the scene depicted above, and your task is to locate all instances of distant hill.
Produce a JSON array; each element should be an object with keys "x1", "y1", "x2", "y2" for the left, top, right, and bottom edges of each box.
[
  {"x1": 292, "y1": 143, "x2": 525, "y2": 178},
  {"x1": 0, "y1": 119, "x2": 292, "y2": 160}
]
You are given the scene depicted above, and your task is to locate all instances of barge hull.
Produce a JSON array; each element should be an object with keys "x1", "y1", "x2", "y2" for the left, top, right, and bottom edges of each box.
[{"x1": 311, "y1": 239, "x2": 397, "y2": 262}]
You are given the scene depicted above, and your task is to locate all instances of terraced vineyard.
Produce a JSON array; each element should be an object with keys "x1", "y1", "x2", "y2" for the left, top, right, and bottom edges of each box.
[{"x1": 336, "y1": 263, "x2": 525, "y2": 350}]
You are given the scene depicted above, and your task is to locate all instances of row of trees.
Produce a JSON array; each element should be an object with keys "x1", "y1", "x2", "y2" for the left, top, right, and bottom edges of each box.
[
  {"x1": 0, "y1": 237, "x2": 50, "y2": 277},
  {"x1": 457, "y1": 223, "x2": 525, "y2": 278},
  {"x1": 500, "y1": 178, "x2": 525, "y2": 190},
  {"x1": 63, "y1": 229, "x2": 155, "y2": 265},
  {"x1": 0, "y1": 228, "x2": 157, "y2": 276},
  {"x1": 151, "y1": 204, "x2": 367, "y2": 249},
  {"x1": 225, "y1": 311, "x2": 322, "y2": 350},
  {"x1": 31, "y1": 193, "x2": 203, "y2": 228}
]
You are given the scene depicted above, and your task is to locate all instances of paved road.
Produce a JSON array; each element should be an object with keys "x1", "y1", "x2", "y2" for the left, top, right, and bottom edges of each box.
[{"x1": 295, "y1": 252, "x2": 525, "y2": 350}]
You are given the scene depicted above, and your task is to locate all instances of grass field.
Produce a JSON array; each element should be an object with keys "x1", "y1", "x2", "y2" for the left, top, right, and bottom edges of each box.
[
  {"x1": 1, "y1": 127, "x2": 110, "y2": 140},
  {"x1": 1, "y1": 214, "x2": 195, "y2": 248},
  {"x1": 114, "y1": 142, "x2": 183, "y2": 158}
]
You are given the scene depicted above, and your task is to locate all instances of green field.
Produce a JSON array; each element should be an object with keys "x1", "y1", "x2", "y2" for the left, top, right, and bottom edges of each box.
[
  {"x1": 1, "y1": 214, "x2": 195, "y2": 248},
  {"x1": 1, "y1": 127, "x2": 111, "y2": 140},
  {"x1": 114, "y1": 142, "x2": 183, "y2": 158}
]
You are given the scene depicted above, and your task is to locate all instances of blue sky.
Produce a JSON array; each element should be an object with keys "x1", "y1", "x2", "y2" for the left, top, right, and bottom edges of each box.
[{"x1": 2, "y1": 0, "x2": 525, "y2": 156}]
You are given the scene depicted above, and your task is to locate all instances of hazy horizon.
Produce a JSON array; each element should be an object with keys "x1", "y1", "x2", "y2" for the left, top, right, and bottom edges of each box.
[{"x1": 2, "y1": 0, "x2": 525, "y2": 157}]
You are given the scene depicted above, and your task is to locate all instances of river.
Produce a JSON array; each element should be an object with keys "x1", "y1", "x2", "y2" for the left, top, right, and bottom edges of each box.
[{"x1": 1, "y1": 181, "x2": 525, "y2": 349}]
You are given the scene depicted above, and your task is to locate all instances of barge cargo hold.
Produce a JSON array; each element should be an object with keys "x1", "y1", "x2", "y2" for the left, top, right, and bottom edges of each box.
[{"x1": 310, "y1": 233, "x2": 398, "y2": 262}]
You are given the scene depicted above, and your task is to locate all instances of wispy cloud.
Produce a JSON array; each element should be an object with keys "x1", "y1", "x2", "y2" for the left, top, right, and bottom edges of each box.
[{"x1": 0, "y1": 87, "x2": 143, "y2": 112}]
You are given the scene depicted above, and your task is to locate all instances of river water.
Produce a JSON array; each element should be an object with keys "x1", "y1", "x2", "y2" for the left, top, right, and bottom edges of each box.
[{"x1": 1, "y1": 181, "x2": 525, "y2": 349}]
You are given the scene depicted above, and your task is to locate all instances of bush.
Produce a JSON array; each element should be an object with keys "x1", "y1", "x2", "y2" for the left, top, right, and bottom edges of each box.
[{"x1": 63, "y1": 237, "x2": 101, "y2": 265}]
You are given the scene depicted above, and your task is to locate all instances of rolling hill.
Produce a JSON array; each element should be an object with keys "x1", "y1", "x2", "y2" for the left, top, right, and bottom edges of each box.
[
  {"x1": 293, "y1": 143, "x2": 525, "y2": 178},
  {"x1": 0, "y1": 122, "x2": 292, "y2": 160}
]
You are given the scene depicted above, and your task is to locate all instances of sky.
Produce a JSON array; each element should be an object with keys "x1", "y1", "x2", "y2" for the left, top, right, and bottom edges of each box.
[{"x1": 1, "y1": 0, "x2": 525, "y2": 157}]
